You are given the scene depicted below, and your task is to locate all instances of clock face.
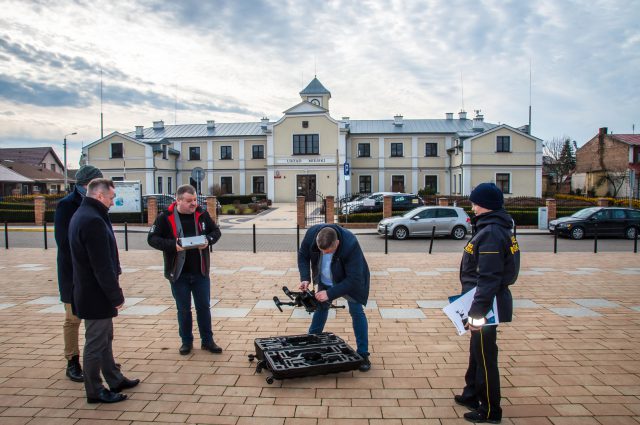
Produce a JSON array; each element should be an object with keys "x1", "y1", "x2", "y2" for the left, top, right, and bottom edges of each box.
[{"x1": 310, "y1": 99, "x2": 320, "y2": 106}]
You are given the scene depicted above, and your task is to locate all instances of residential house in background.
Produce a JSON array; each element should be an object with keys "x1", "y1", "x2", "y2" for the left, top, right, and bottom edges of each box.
[
  {"x1": 83, "y1": 78, "x2": 543, "y2": 201},
  {"x1": 0, "y1": 147, "x2": 65, "y2": 174},
  {"x1": 0, "y1": 163, "x2": 33, "y2": 196},
  {"x1": 0, "y1": 160, "x2": 69, "y2": 195},
  {"x1": 573, "y1": 128, "x2": 640, "y2": 197}
]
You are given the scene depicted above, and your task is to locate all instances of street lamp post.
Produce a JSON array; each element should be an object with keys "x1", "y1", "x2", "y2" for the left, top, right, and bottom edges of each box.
[{"x1": 63, "y1": 132, "x2": 77, "y2": 193}]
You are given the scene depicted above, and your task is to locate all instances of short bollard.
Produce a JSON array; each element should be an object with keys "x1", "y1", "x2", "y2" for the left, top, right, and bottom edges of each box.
[
  {"x1": 5, "y1": 221, "x2": 8, "y2": 249},
  {"x1": 634, "y1": 226, "x2": 638, "y2": 254},
  {"x1": 296, "y1": 225, "x2": 300, "y2": 250},
  {"x1": 428, "y1": 226, "x2": 435, "y2": 254},
  {"x1": 554, "y1": 227, "x2": 558, "y2": 254},
  {"x1": 253, "y1": 224, "x2": 256, "y2": 253},
  {"x1": 124, "y1": 222, "x2": 129, "y2": 251},
  {"x1": 384, "y1": 225, "x2": 388, "y2": 255},
  {"x1": 43, "y1": 221, "x2": 48, "y2": 250},
  {"x1": 594, "y1": 223, "x2": 598, "y2": 254}
]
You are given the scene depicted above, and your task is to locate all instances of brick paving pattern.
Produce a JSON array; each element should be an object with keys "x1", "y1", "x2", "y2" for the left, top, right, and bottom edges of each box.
[{"x1": 0, "y1": 248, "x2": 639, "y2": 424}]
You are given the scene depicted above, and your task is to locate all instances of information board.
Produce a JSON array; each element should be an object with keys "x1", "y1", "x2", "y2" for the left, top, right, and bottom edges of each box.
[{"x1": 111, "y1": 181, "x2": 142, "y2": 213}]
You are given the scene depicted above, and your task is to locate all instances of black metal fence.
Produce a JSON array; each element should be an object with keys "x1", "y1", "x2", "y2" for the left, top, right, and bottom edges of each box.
[{"x1": 305, "y1": 191, "x2": 325, "y2": 226}]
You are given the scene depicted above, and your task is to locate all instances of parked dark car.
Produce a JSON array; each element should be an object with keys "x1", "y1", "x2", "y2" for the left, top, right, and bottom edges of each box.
[
  {"x1": 350, "y1": 193, "x2": 424, "y2": 213},
  {"x1": 548, "y1": 207, "x2": 640, "y2": 240}
]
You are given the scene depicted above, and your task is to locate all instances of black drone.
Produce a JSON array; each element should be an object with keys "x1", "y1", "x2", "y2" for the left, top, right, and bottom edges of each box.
[{"x1": 273, "y1": 286, "x2": 345, "y2": 314}]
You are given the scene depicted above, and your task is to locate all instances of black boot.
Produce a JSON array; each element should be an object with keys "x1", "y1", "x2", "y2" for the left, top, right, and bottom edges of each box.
[{"x1": 66, "y1": 355, "x2": 84, "y2": 382}]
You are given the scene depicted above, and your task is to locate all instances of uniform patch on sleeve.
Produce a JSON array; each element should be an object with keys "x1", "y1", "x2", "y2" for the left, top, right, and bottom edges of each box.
[
  {"x1": 149, "y1": 225, "x2": 156, "y2": 233},
  {"x1": 464, "y1": 242, "x2": 474, "y2": 255},
  {"x1": 510, "y1": 236, "x2": 520, "y2": 254}
]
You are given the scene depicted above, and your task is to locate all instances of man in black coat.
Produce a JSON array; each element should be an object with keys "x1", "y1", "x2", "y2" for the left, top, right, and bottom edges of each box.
[
  {"x1": 298, "y1": 224, "x2": 371, "y2": 372},
  {"x1": 69, "y1": 178, "x2": 139, "y2": 404},
  {"x1": 148, "y1": 184, "x2": 222, "y2": 355},
  {"x1": 54, "y1": 164, "x2": 103, "y2": 382},
  {"x1": 455, "y1": 183, "x2": 520, "y2": 424}
]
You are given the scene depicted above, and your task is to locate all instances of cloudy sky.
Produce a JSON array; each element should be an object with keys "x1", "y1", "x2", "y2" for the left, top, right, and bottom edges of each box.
[{"x1": 0, "y1": 0, "x2": 638, "y2": 167}]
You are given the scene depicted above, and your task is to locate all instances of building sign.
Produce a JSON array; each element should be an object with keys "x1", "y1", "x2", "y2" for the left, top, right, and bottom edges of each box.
[
  {"x1": 111, "y1": 181, "x2": 141, "y2": 213},
  {"x1": 276, "y1": 157, "x2": 336, "y2": 165}
]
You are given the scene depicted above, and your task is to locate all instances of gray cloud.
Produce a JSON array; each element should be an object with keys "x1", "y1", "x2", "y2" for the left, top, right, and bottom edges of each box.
[
  {"x1": 0, "y1": 74, "x2": 90, "y2": 107},
  {"x1": 0, "y1": 35, "x2": 130, "y2": 81},
  {"x1": 101, "y1": 84, "x2": 258, "y2": 116}
]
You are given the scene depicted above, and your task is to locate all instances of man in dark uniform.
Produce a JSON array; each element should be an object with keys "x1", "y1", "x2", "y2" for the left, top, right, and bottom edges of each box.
[
  {"x1": 455, "y1": 183, "x2": 520, "y2": 424},
  {"x1": 54, "y1": 164, "x2": 103, "y2": 382},
  {"x1": 298, "y1": 224, "x2": 371, "y2": 372},
  {"x1": 148, "y1": 184, "x2": 222, "y2": 355}
]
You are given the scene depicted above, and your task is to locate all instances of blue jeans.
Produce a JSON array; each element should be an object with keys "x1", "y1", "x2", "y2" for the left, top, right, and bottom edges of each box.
[
  {"x1": 308, "y1": 298, "x2": 369, "y2": 356},
  {"x1": 170, "y1": 273, "x2": 213, "y2": 345}
]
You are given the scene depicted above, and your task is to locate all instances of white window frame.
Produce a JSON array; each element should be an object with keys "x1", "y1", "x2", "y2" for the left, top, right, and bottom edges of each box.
[
  {"x1": 110, "y1": 142, "x2": 123, "y2": 159},
  {"x1": 424, "y1": 175, "x2": 438, "y2": 193},
  {"x1": 188, "y1": 146, "x2": 201, "y2": 161},
  {"x1": 358, "y1": 174, "x2": 373, "y2": 193},
  {"x1": 252, "y1": 175, "x2": 265, "y2": 194},
  {"x1": 220, "y1": 176, "x2": 233, "y2": 194},
  {"x1": 496, "y1": 135, "x2": 511, "y2": 153},
  {"x1": 220, "y1": 146, "x2": 233, "y2": 160},
  {"x1": 495, "y1": 172, "x2": 512, "y2": 194}
]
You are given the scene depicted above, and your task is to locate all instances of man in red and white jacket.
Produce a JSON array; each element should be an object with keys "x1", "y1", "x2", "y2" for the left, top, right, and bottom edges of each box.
[{"x1": 148, "y1": 184, "x2": 222, "y2": 355}]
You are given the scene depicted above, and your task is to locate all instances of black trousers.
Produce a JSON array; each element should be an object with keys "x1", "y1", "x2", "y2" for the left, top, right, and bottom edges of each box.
[
  {"x1": 83, "y1": 318, "x2": 124, "y2": 398},
  {"x1": 461, "y1": 325, "x2": 502, "y2": 419}
]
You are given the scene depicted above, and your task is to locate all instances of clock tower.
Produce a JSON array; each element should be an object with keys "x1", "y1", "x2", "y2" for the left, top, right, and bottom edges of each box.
[{"x1": 299, "y1": 77, "x2": 331, "y2": 110}]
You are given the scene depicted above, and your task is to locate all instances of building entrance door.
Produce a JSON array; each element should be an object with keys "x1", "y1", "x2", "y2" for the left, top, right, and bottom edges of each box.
[{"x1": 297, "y1": 175, "x2": 317, "y2": 201}]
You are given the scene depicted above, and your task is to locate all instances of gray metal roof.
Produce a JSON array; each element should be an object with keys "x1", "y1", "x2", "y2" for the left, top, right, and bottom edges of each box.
[
  {"x1": 299, "y1": 77, "x2": 331, "y2": 95},
  {"x1": 347, "y1": 119, "x2": 497, "y2": 135},
  {"x1": 124, "y1": 122, "x2": 267, "y2": 141}
]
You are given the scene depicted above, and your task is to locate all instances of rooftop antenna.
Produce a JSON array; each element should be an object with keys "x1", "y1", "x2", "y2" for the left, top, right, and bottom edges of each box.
[
  {"x1": 460, "y1": 72, "x2": 465, "y2": 112},
  {"x1": 100, "y1": 66, "x2": 103, "y2": 139},
  {"x1": 528, "y1": 59, "x2": 532, "y2": 134},
  {"x1": 174, "y1": 82, "x2": 177, "y2": 125},
  {"x1": 314, "y1": 55, "x2": 317, "y2": 77},
  {"x1": 633, "y1": 124, "x2": 636, "y2": 134}
]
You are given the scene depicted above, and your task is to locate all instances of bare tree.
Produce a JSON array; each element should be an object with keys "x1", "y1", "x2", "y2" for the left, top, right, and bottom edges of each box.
[
  {"x1": 544, "y1": 137, "x2": 576, "y2": 192},
  {"x1": 597, "y1": 170, "x2": 628, "y2": 197}
]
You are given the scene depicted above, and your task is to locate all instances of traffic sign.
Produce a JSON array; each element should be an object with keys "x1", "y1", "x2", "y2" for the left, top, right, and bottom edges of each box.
[
  {"x1": 191, "y1": 167, "x2": 205, "y2": 182},
  {"x1": 344, "y1": 162, "x2": 350, "y2": 176}
]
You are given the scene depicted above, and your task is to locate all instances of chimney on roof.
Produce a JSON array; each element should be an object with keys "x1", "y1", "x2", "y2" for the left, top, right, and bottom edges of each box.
[
  {"x1": 458, "y1": 110, "x2": 467, "y2": 120},
  {"x1": 472, "y1": 110, "x2": 484, "y2": 130},
  {"x1": 393, "y1": 114, "x2": 404, "y2": 127},
  {"x1": 342, "y1": 117, "x2": 350, "y2": 128},
  {"x1": 598, "y1": 127, "x2": 608, "y2": 145},
  {"x1": 446, "y1": 112, "x2": 454, "y2": 120},
  {"x1": 135, "y1": 126, "x2": 144, "y2": 138},
  {"x1": 153, "y1": 120, "x2": 164, "y2": 130},
  {"x1": 207, "y1": 120, "x2": 216, "y2": 129},
  {"x1": 260, "y1": 117, "x2": 269, "y2": 131}
]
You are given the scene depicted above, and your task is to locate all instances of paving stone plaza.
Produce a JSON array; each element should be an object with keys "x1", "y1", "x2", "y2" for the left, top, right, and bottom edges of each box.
[{"x1": 1, "y1": 248, "x2": 640, "y2": 424}]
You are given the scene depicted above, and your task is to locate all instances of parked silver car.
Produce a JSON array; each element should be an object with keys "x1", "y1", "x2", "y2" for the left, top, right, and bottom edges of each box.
[{"x1": 377, "y1": 206, "x2": 471, "y2": 240}]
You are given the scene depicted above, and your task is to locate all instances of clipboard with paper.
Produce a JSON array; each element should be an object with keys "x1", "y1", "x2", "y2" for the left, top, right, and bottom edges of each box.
[{"x1": 442, "y1": 287, "x2": 499, "y2": 335}]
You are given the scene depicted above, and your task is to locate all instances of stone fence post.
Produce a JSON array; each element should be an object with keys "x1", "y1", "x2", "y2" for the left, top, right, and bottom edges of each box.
[
  {"x1": 34, "y1": 196, "x2": 45, "y2": 225},
  {"x1": 546, "y1": 198, "x2": 557, "y2": 223},
  {"x1": 297, "y1": 196, "x2": 306, "y2": 228},
  {"x1": 383, "y1": 195, "x2": 392, "y2": 218},
  {"x1": 438, "y1": 197, "x2": 449, "y2": 206},
  {"x1": 147, "y1": 196, "x2": 158, "y2": 226},
  {"x1": 597, "y1": 198, "x2": 610, "y2": 207},
  {"x1": 207, "y1": 196, "x2": 218, "y2": 223},
  {"x1": 325, "y1": 196, "x2": 334, "y2": 224}
]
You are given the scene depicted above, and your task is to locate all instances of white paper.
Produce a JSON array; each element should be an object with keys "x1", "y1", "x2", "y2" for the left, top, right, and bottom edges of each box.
[{"x1": 442, "y1": 287, "x2": 499, "y2": 335}]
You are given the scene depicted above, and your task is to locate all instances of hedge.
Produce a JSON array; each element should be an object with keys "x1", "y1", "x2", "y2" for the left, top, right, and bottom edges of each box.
[{"x1": 218, "y1": 194, "x2": 267, "y2": 205}]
